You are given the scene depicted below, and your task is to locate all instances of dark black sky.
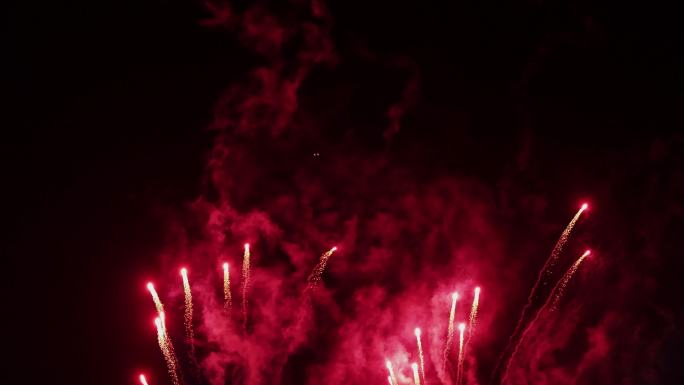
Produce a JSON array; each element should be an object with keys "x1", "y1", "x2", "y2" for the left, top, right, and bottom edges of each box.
[{"x1": 4, "y1": 1, "x2": 683, "y2": 384}]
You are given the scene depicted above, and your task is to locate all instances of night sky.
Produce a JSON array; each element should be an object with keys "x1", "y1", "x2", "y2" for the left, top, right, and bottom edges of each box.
[{"x1": 4, "y1": 1, "x2": 683, "y2": 385}]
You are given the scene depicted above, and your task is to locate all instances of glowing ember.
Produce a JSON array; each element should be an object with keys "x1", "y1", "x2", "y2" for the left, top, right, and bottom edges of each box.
[
  {"x1": 146, "y1": 282, "x2": 164, "y2": 315},
  {"x1": 139, "y1": 374, "x2": 149, "y2": 385},
  {"x1": 223, "y1": 262, "x2": 232, "y2": 310},
  {"x1": 241, "y1": 243, "x2": 251, "y2": 330},
  {"x1": 307, "y1": 246, "x2": 338, "y2": 288},
  {"x1": 180, "y1": 267, "x2": 194, "y2": 352},
  {"x1": 412, "y1": 362, "x2": 421, "y2": 385}
]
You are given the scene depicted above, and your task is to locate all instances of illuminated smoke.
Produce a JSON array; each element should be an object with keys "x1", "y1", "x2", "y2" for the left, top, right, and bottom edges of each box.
[
  {"x1": 223, "y1": 262, "x2": 232, "y2": 310},
  {"x1": 386, "y1": 360, "x2": 399, "y2": 385},
  {"x1": 241, "y1": 243, "x2": 250, "y2": 330},
  {"x1": 456, "y1": 323, "x2": 466, "y2": 385},
  {"x1": 180, "y1": 268, "x2": 194, "y2": 353},
  {"x1": 307, "y1": 246, "x2": 338, "y2": 288},
  {"x1": 415, "y1": 327, "x2": 427, "y2": 385},
  {"x1": 155, "y1": 317, "x2": 179, "y2": 385},
  {"x1": 146, "y1": 282, "x2": 164, "y2": 315},
  {"x1": 444, "y1": 292, "x2": 459, "y2": 371},
  {"x1": 139, "y1": 374, "x2": 149, "y2": 385},
  {"x1": 412, "y1": 362, "x2": 422, "y2": 385},
  {"x1": 494, "y1": 203, "x2": 589, "y2": 381}
]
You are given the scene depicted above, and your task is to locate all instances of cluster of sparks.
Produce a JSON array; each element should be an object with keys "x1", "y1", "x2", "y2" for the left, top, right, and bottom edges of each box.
[{"x1": 136, "y1": 203, "x2": 593, "y2": 385}]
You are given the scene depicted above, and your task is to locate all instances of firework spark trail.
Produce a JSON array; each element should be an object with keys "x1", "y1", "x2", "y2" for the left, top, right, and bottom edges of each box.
[
  {"x1": 307, "y1": 246, "x2": 337, "y2": 288},
  {"x1": 550, "y1": 250, "x2": 591, "y2": 310},
  {"x1": 388, "y1": 376, "x2": 393, "y2": 385},
  {"x1": 386, "y1": 360, "x2": 399, "y2": 385},
  {"x1": 492, "y1": 203, "x2": 588, "y2": 382},
  {"x1": 155, "y1": 317, "x2": 180, "y2": 385},
  {"x1": 502, "y1": 250, "x2": 592, "y2": 384},
  {"x1": 415, "y1": 328, "x2": 427, "y2": 385},
  {"x1": 443, "y1": 293, "x2": 458, "y2": 371},
  {"x1": 146, "y1": 282, "x2": 164, "y2": 315},
  {"x1": 180, "y1": 268, "x2": 194, "y2": 353},
  {"x1": 456, "y1": 323, "x2": 466, "y2": 385},
  {"x1": 468, "y1": 287, "x2": 480, "y2": 339},
  {"x1": 241, "y1": 243, "x2": 251, "y2": 330},
  {"x1": 412, "y1": 362, "x2": 422, "y2": 385},
  {"x1": 139, "y1": 374, "x2": 149, "y2": 385},
  {"x1": 223, "y1": 262, "x2": 232, "y2": 310}
]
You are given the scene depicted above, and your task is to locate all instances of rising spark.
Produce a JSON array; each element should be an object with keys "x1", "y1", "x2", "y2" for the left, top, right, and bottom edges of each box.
[
  {"x1": 412, "y1": 362, "x2": 422, "y2": 385},
  {"x1": 388, "y1": 376, "x2": 393, "y2": 385},
  {"x1": 147, "y1": 282, "x2": 164, "y2": 315},
  {"x1": 468, "y1": 287, "x2": 481, "y2": 339},
  {"x1": 386, "y1": 360, "x2": 399, "y2": 385},
  {"x1": 456, "y1": 323, "x2": 466, "y2": 385},
  {"x1": 223, "y1": 262, "x2": 232, "y2": 310},
  {"x1": 550, "y1": 249, "x2": 591, "y2": 309},
  {"x1": 241, "y1": 243, "x2": 251, "y2": 330},
  {"x1": 415, "y1": 328, "x2": 427, "y2": 385},
  {"x1": 180, "y1": 268, "x2": 194, "y2": 352},
  {"x1": 307, "y1": 246, "x2": 338, "y2": 288},
  {"x1": 139, "y1": 374, "x2": 149, "y2": 385},
  {"x1": 443, "y1": 292, "x2": 458, "y2": 371},
  {"x1": 155, "y1": 317, "x2": 179, "y2": 385}
]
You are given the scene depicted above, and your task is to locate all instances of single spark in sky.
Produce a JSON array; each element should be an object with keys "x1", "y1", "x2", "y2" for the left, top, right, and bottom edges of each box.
[
  {"x1": 444, "y1": 292, "x2": 459, "y2": 370},
  {"x1": 139, "y1": 374, "x2": 149, "y2": 385},
  {"x1": 147, "y1": 282, "x2": 164, "y2": 315},
  {"x1": 307, "y1": 246, "x2": 338, "y2": 288},
  {"x1": 180, "y1": 268, "x2": 194, "y2": 353},
  {"x1": 415, "y1": 327, "x2": 427, "y2": 385},
  {"x1": 223, "y1": 262, "x2": 232, "y2": 310}
]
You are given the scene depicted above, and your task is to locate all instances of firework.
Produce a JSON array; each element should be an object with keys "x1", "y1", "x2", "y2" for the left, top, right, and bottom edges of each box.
[
  {"x1": 155, "y1": 317, "x2": 180, "y2": 385},
  {"x1": 139, "y1": 374, "x2": 149, "y2": 385},
  {"x1": 146, "y1": 282, "x2": 164, "y2": 315},
  {"x1": 494, "y1": 203, "x2": 589, "y2": 381},
  {"x1": 386, "y1": 360, "x2": 399, "y2": 385},
  {"x1": 241, "y1": 243, "x2": 251, "y2": 330},
  {"x1": 550, "y1": 249, "x2": 591, "y2": 309},
  {"x1": 180, "y1": 268, "x2": 194, "y2": 352},
  {"x1": 456, "y1": 323, "x2": 466, "y2": 385},
  {"x1": 223, "y1": 262, "x2": 232, "y2": 310},
  {"x1": 444, "y1": 292, "x2": 459, "y2": 370},
  {"x1": 415, "y1": 327, "x2": 427, "y2": 385},
  {"x1": 307, "y1": 246, "x2": 338, "y2": 288},
  {"x1": 502, "y1": 249, "x2": 593, "y2": 383},
  {"x1": 468, "y1": 287, "x2": 480, "y2": 338},
  {"x1": 412, "y1": 362, "x2": 422, "y2": 385},
  {"x1": 388, "y1": 376, "x2": 393, "y2": 385}
]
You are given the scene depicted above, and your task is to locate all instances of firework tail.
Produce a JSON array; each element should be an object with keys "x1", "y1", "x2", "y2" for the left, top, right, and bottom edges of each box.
[
  {"x1": 386, "y1": 360, "x2": 399, "y2": 385},
  {"x1": 412, "y1": 362, "x2": 422, "y2": 385},
  {"x1": 307, "y1": 246, "x2": 337, "y2": 289},
  {"x1": 180, "y1": 268, "x2": 195, "y2": 355},
  {"x1": 492, "y1": 203, "x2": 588, "y2": 384},
  {"x1": 415, "y1": 328, "x2": 427, "y2": 385},
  {"x1": 443, "y1": 292, "x2": 459, "y2": 373},
  {"x1": 139, "y1": 374, "x2": 149, "y2": 385},
  {"x1": 155, "y1": 317, "x2": 180, "y2": 385},
  {"x1": 456, "y1": 323, "x2": 466, "y2": 385},
  {"x1": 223, "y1": 262, "x2": 232, "y2": 310},
  {"x1": 241, "y1": 243, "x2": 251, "y2": 331}
]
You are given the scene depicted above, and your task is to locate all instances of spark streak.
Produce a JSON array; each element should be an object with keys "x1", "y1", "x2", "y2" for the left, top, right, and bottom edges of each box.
[
  {"x1": 550, "y1": 249, "x2": 591, "y2": 309},
  {"x1": 139, "y1": 374, "x2": 149, "y2": 385},
  {"x1": 155, "y1": 317, "x2": 179, "y2": 385},
  {"x1": 386, "y1": 360, "x2": 398, "y2": 385},
  {"x1": 412, "y1": 362, "x2": 421, "y2": 385},
  {"x1": 241, "y1": 243, "x2": 251, "y2": 330},
  {"x1": 223, "y1": 262, "x2": 232, "y2": 310},
  {"x1": 415, "y1": 328, "x2": 427, "y2": 385},
  {"x1": 502, "y1": 250, "x2": 593, "y2": 383},
  {"x1": 180, "y1": 268, "x2": 194, "y2": 352},
  {"x1": 456, "y1": 323, "x2": 466, "y2": 385},
  {"x1": 468, "y1": 287, "x2": 480, "y2": 338},
  {"x1": 147, "y1": 282, "x2": 164, "y2": 315},
  {"x1": 307, "y1": 246, "x2": 338, "y2": 288},
  {"x1": 443, "y1": 292, "x2": 458, "y2": 370},
  {"x1": 494, "y1": 203, "x2": 589, "y2": 382}
]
